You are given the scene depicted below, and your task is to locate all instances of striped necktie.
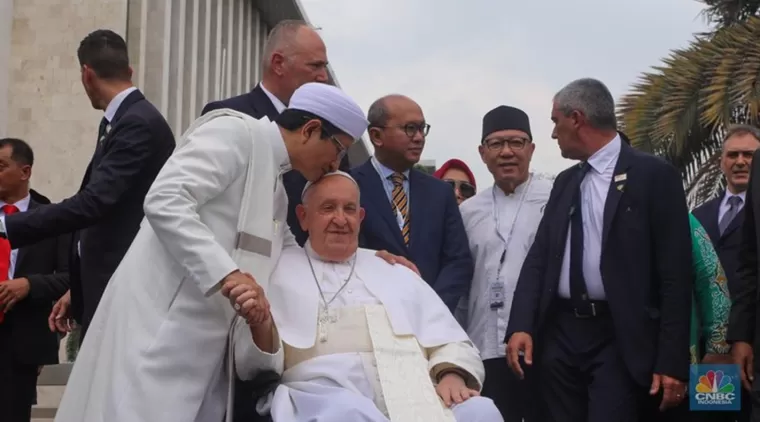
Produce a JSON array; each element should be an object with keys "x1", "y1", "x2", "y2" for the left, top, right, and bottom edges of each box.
[{"x1": 390, "y1": 172, "x2": 410, "y2": 245}]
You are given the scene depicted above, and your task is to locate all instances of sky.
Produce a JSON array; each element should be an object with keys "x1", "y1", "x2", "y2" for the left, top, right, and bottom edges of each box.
[{"x1": 300, "y1": 0, "x2": 712, "y2": 187}]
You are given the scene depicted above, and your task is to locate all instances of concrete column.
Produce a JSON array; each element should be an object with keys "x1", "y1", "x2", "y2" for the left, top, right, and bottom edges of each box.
[{"x1": 0, "y1": 0, "x2": 14, "y2": 137}]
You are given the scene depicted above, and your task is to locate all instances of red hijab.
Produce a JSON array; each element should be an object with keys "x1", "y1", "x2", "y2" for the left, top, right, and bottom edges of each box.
[{"x1": 433, "y1": 158, "x2": 477, "y2": 190}]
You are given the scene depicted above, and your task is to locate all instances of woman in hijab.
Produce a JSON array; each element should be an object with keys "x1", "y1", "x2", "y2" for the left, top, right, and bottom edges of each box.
[{"x1": 433, "y1": 159, "x2": 477, "y2": 205}]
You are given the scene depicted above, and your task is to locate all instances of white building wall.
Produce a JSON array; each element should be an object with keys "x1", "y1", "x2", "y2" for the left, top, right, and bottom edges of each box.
[
  {"x1": 0, "y1": 0, "x2": 368, "y2": 202},
  {"x1": 4, "y1": 0, "x2": 128, "y2": 201}
]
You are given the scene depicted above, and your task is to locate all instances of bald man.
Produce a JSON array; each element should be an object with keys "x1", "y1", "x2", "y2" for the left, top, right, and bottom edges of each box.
[
  {"x1": 203, "y1": 20, "x2": 349, "y2": 247},
  {"x1": 351, "y1": 95, "x2": 473, "y2": 313}
]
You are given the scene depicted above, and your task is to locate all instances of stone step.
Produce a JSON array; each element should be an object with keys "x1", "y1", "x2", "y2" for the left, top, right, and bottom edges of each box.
[{"x1": 33, "y1": 385, "x2": 65, "y2": 419}]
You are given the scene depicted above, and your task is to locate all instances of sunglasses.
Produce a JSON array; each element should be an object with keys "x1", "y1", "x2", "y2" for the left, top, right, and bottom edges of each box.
[{"x1": 444, "y1": 179, "x2": 476, "y2": 198}]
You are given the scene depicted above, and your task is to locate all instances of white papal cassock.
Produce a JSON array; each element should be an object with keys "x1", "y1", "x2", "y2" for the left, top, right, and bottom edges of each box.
[
  {"x1": 457, "y1": 174, "x2": 552, "y2": 360},
  {"x1": 54, "y1": 110, "x2": 295, "y2": 422},
  {"x1": 251, "y1": 242, "x2": 503, "y2": 422}
]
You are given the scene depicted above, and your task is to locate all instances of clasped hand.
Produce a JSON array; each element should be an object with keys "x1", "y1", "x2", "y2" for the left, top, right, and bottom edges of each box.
[
  {"x1": 221, "y1": 271, "x2": 270, "y2": 326},
  {"x1": 0, "y1": 277, "x2": 30, "y2": 312}
]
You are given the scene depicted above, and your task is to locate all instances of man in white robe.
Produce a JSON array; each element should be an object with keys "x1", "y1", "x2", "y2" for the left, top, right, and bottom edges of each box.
[
  {"x1": 52, "y1": 83, "x2": 371, "y2": 422},
  {"x1": 247, "y1": 171, "x2": 503, "y2": 422},
  {"x1": 458, "y1": 106, "x2": 551, "y2": 421}
]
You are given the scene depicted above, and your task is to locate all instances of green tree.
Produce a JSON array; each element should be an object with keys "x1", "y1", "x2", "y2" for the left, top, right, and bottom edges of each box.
[
  {"x1": 619, "y1": 11, "x2": 760, "y2": 207},
  {"x1": 414, "y1": 164, "x2": 435, "y2": 175}
]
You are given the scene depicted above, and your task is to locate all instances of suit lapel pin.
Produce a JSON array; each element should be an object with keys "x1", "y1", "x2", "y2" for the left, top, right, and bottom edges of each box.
[
  {"x1": 99, "y1": 124, "x2": 111, "y2": 144},
  {"x1": 614, "y1": 173, "x2": 627, "y2": 192}
]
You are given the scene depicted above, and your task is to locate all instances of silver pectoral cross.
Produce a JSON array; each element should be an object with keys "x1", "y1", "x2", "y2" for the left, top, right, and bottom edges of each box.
[{"x1": 317, "y1": 306, "x2": 338, "y2": 343}]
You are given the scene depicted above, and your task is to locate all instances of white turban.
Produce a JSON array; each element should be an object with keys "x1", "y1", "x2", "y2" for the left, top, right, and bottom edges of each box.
[
  {"x1": 288, "y1": 82, "x2": 368, "y2": 140},
  {"x1": 301, "y1": 170, "x2": 359, "y2": 201}
]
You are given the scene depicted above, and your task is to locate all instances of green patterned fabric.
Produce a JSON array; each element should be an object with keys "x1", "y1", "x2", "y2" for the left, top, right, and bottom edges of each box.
[{"x1": 689, "y1": 213, "x2": 731, "y2": 363}]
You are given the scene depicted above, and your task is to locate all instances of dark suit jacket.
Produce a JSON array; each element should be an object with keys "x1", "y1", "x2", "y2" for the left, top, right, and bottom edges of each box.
[
  {"x1": 728, "y1": 150, "x2": 760, "y2": 355},
  {"x1": 0, "y1": 191, "x2": 70, "y2": 366},
  {"x1": 4, "y1": 89, "x2": 175, "y2": 331},
  {"x1": 351, "y1": 159, "x2": 473, "y2": 311},
  {"x1": 202, "y1": 84, "x2": 350, "y2": 247},
  {"x1": 693, "y1": 192, "x2": 744, "y2": 297},
  {"x1": 506, "y1": 140, "x2": 693, "y2": 386}
]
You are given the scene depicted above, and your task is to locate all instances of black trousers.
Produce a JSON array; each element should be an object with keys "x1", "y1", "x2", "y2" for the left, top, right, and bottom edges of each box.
[
  {"x1": 540, "y1": 309, "x2": 644, "y2": 422},
  {"x1": 481, "y1": 357, "x2": 541, "y2": 422},
  {"x1": 0, "y1": 351, "x2": 38, "y2": 422}
]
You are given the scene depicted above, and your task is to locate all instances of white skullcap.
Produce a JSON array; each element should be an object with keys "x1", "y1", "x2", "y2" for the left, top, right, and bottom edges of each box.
[
  {"x1": 288, "y1": 82, "x2": 369, "y2": 140},
  {"x1": 301, "y1": 170, "x2": 359, "y2": 201}
]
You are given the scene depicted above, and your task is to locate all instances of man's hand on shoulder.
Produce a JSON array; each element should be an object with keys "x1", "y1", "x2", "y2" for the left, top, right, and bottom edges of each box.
[{"x1": 375, "y1": 250, "x2": 420, "y2": 276}]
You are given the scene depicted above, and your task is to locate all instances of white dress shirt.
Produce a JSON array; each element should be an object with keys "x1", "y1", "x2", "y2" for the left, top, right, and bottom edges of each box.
[
  {"x1": 0, "y1": 195, "x2": 30, "y2": 278},
  {"x1": 104, "y1": 86, "x2": 138, "y2": 123},
  {"x1": 558, "y1": 134, "x2": 622, "y2": 300},
  {"x1": 260, "y1": 83, "x2": 287, "y2": 114}
]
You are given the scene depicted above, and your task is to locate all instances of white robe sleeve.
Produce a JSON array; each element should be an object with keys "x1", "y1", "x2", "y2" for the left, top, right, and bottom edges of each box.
[
  {"x1": 233, "y1": 318, "x2": 284, "y2": 380},
  {"x1": 143, "y1": 116, "x2": 250, "y2": 296},
  {"x1": 427, "y1": 341, "x2": 485, "y2": 391}
]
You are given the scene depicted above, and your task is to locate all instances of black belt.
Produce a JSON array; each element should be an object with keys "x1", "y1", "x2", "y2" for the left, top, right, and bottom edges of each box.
[{"x1": 556, "y1": 298, "x2": 610, "y2": 318}]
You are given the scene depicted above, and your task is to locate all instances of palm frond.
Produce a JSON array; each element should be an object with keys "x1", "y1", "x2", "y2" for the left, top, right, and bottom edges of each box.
[
  {"x1": 698, "y1": 0, "x2": 760, "y2": 28},
  {"x1": 619, "y1": 16, "x2": 760, "y2": 208}
]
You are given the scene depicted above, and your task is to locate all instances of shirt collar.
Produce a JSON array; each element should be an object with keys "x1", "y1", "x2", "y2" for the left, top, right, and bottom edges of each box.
[
  {"x1": 586, "y1": 133, "x2": 622, "y2": 174},
  {"x1": 305, "y1": 240, "x2": 356, "y2": 264},
  {"x1": 372, "y1": 156, "x2": 410, "y2": 180},
  {"x1": 260, "y1": 83, "x2": 287, "y2": 114},
  {"x1": 104, "y1": 86, "x2": 138, "y2": 123},
  {"x1": 263, "y1": 120, "x2": 291, "y2": 172},
  {"x1": 0, "y1": 194, "x2": 31, "y2": 213},
  {"x1": 722, "y1": 189, "x2": 747, "y2": 205}
]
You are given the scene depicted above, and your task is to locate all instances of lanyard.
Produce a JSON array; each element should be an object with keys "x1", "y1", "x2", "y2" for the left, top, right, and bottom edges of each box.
[
  {"x1": 370, "y1": 156, "x2": 406, "y2": 227},
  {"x1": 492, "y1": 174, "x2": 532, "y2": 282}
]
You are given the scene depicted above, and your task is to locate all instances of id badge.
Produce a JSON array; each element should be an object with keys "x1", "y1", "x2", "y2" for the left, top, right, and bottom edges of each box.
[{"x1": 489, "y1": 282, "x2": 505, "y2": 310}]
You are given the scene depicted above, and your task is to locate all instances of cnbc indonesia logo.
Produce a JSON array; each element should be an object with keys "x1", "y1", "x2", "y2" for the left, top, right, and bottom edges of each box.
[{"x1": 694, "y1": 370, "x2": 736, "y2": 405}]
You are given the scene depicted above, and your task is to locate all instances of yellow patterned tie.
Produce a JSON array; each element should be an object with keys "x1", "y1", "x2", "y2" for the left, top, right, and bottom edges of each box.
[{"x1": 390, "y1": 172, "x2": 410, "y2": 245}]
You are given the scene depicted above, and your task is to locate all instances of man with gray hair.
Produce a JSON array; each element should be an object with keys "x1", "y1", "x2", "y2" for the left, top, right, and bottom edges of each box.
[
  {"x1": 203, "y1": 19, "x2": 348, "y2": 247},
  {"x1": 715, "y1": 125, "x2": 760, "y2": 422},
  {"x1": 506, "y1": 78, "x2": 693, "y2": 421}
]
